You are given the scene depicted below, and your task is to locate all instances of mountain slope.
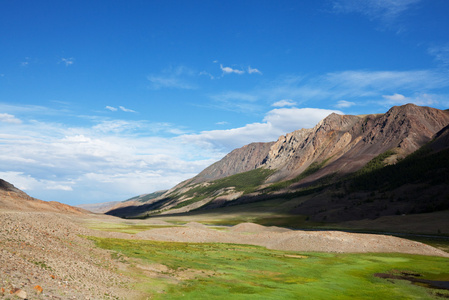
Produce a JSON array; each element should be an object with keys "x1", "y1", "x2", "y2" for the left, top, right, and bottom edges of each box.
[
  {"x1": 106, "y1": 104, "x2": 449, "y2": 219},
  {"x1": 0, "y1": 179, "x2": 87, "y2": 214}
]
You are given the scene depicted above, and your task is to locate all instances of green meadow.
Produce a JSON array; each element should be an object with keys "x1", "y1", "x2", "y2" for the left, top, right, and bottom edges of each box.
[{"x1": 88, "y1": 236, "x2": 449, "y2": 299}]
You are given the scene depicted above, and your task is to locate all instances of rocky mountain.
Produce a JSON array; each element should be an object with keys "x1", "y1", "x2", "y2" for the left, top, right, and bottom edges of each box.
[
  {"x1": 0, "y1": 179, "x2": 87, "y2": 214},
  {"x1": 106, "y1": 104, "x2": 449, "y2": 220},
  {"x1": 190, "y1": 142, "x2": 274, "y2": 184}
]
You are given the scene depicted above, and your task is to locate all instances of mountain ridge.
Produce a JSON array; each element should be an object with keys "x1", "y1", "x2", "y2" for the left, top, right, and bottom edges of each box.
[{"x1": 106, "y1": 104, "x2": 449, "y2": 221}]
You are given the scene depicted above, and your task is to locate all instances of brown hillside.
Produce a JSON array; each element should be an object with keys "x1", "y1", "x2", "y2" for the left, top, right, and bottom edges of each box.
[{"x1": 0, "y1": 179, "x2": 87, "y2": 214}]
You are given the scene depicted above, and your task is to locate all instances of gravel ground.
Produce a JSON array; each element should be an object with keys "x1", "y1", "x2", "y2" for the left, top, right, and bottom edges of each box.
[{"x1": 136, "y1": 222, "x2": 449, "y2": 257}]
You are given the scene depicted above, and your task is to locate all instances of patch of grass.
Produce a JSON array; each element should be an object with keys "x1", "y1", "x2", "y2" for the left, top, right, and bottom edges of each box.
[
  {"x1": 88, "y1": 236, "x2": 449, "y2": 299},
  {"x1": 86, "y1": 222, "x2": 178, "y2": 234},
  {"x1": 32, "y1": 260, "x2": 52, "y2": 271}
]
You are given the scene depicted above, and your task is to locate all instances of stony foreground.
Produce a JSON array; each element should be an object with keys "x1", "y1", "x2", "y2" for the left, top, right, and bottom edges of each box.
[{"x1": 0, "y1": 211, "x2": 134, "y2": 299}]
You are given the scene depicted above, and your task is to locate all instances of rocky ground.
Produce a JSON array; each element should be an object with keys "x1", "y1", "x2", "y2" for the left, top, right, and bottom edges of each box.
[
  {"x1": 0, "y1": 211, "x2": 136, "y2": 300},
  {"x1": 1, "y1": 210, "x2": 448, "y2": 299}
]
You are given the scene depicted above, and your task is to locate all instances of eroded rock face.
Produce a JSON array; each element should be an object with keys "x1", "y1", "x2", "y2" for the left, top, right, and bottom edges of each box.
[
  {"x1": 262, "y1": 104, "x2": 449, "y2": 182},
  {"x1": 180, "y1": 104, "x2": 449, "y2": 186}
]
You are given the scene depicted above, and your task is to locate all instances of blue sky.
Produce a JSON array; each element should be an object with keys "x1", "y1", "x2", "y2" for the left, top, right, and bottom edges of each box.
[{"x1": 1, "y1": 0, "x2": 449, "y2": 205}]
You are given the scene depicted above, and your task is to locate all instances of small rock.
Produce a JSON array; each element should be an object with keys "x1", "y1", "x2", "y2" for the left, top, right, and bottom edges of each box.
[{"x1": 14, "y1": 289, "x2": 27, "y2": 299}]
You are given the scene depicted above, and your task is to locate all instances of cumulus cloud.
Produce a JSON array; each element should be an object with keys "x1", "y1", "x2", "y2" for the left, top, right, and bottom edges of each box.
[
  {"x1": 0, "y1": 103, "x2": 341, "y2": 205},
  {"x1": 181, "y1": 107, "x2": 340, "y2": 150},
  {"x1": 220, "y1": 64, "x2": 245, "y2": 75},
  {"x1": 272, "y1": 100, "x2": 297, "y2": 107},
  {"x1": 0, "y1": 113, "x2": 22, "y2": 124}
]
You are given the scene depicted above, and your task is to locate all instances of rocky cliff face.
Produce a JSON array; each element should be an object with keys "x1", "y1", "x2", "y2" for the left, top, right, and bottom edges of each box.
[
  {"x1": 190, "y1": 104, "x2": 449, "y2": 186},
  {"x1": 261, "y1": 104, "x2": 449, "y2": 184}
]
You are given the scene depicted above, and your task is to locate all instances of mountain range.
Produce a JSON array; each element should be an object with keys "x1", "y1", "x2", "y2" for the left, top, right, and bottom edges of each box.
[{"x1": 104, "y1": 104, "x2": 449, "y2": 231}]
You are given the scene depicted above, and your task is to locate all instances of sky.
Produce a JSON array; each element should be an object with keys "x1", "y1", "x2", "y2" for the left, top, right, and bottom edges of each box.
[{"x1": 1, "y1": 0, "x2": 449, "y2": 205}]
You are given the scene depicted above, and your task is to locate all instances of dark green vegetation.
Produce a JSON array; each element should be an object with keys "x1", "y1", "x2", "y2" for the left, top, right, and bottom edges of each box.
[
  {"x1": 125, "y1": 190, "x2": 167, "y2": 203},
  {"x1": 89, "y1": 236, "x2": 449, "y2": 299},
  {"x1": 263, "y1": 157, "x2": 333, "y2": 192},
  {"x1": 172, "y1": 168, "x2": 275, "y2": 209},
  {"x1": 349, "y1": 147, "x2": 449, "y2": 192}
]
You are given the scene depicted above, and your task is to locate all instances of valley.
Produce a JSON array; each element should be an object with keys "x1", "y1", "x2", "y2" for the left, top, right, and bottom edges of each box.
[{"x1": 2, "y1": 104, "x2": 449, "y2": 299}]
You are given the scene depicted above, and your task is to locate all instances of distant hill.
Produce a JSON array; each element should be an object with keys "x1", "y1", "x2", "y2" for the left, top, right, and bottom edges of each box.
[
  {"x1": 0, "y1": 179, "x2": 87, "y2": 214},
  {"x1": 106, "y1": 104, "x2": 449, "y2": 228}
]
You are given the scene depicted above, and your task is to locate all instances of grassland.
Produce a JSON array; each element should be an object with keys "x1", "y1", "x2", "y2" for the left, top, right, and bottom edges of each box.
[
  {"x1": 85, "y1": 221, "x2": 180, "y2": 234},
  {"x1": 88, "y1": 235, "x2": 449, "y2": 299}
]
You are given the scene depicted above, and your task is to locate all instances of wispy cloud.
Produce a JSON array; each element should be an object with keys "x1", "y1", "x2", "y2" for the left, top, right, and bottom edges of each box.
[
  {"x1": 381, "y1": 93, "x2": 439, "y2": 106},
  {"x1": 428, "y1": 44, "x2": 449, "y2": 67},
  {"x1": 333, "y1": 0, "x2": 421, "y2": 20},
  {"x1": 332, "y1": 0, "x2": 421, "y2": 32},
  {"x1": 216, "y1": 121, "x2": 229, "y2": 125},
  {"x1": 220, "y1": 64, "x2": 244, "y2": 75},
  {"x1": 248, "y1": 66, "x2": 262, "y2": 75},
  {"x1": 335, "y1": 100, "x2": 356, "y2": 108},
  {"x1": 119, "y1": 106, "x2": 136, "y2": 113},
  {"x1": 0, "y1": 113, "x2": 22, "y2": 124},
  {"x1": 147, "y1": 65, "x2": 197, "y2": 90},
  {"x1": 105, "y1": 106, "x2": 118, "y2": 111},
  {"x1": 209, "y1": 69, "x2": 449, "y2": 113},
  {"x1": 61, "y1": 57, "x2": 74, "y2": 66},
  {"x1": 272, "y1": 99, "x2": 297, "y2": 107}
]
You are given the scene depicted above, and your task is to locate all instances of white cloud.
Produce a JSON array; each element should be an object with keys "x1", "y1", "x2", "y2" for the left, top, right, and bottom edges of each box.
[
  {"x1": 0, "y1": 113, "x2": 22, "y2": 124},
  {"x1": 381, "y1": 93, "x2": 439, "y2": 106},
  {"x1": 119, "y1": 106, "x2": 136, "y2": 113},
  {"x1": 220, "y1": 64, "x2": 245, "y2": 75},
  {"x1": 216, "y1": 121, "x2": 229, "y2": 125},
  {"x1": 428, "y1": 44, "x2": 449, "y2": 67},
  {"x1": 272, "y1": 99, "x2": 297, "y2": 107},
  {"x1": 61, "y1": 57, "x2": 74, "y2": 66},
  {"x1": 105, "y1": 106, "x2": 118, "y2": 111},
  {"x1": 181, "y1": 107, "x2": 340, "y2": 150},
  {"x1": 248, "y1": 66, "x2": 262, "y2": 75},
  {"x1": 0, "y1": 104, "x2": 341, "y2": 205},
  {"x1": 335, "y1": 100, "x2": 356, "y2": 108},
  {"x1": 333, "y1": 0, "x2": 421, "y2": 21},
  {"x1": 382, "y1": 93, "x2": 407, "y2": 102}
]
